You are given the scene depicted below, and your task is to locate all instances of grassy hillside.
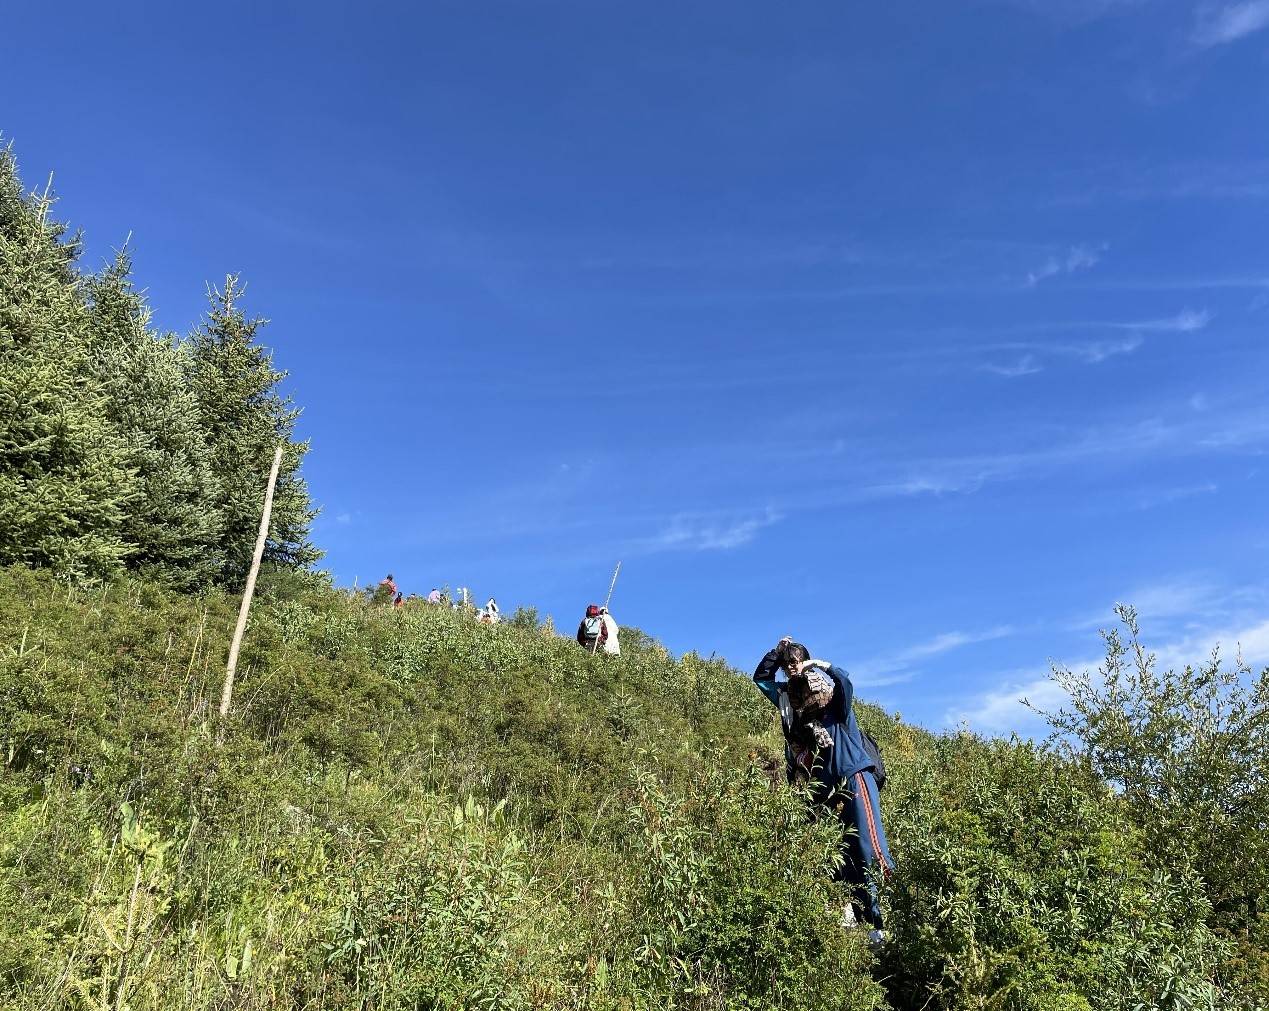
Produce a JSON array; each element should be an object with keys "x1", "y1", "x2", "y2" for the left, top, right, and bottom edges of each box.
[{"x1": 0, "y1": 566, "x2": 1261, "y2": 1010}]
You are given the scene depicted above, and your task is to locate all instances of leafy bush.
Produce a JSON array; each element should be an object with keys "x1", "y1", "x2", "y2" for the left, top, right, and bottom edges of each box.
[
  {"x1": 323, "y1": 797, "x2": 533, "y2": 1010},
  {"x1": 880, "y1": 735, "x2": 1241, "y2": 1010},
  {"x1": 507, "y1": 605, "x2": 539, "y2": 631},
  {"x1": 1041, "y1": 605, "x2": 1269, "y2": 1003},
  {"x1": 627, "y1": 764, "x2": 884, "y2": 1010}
]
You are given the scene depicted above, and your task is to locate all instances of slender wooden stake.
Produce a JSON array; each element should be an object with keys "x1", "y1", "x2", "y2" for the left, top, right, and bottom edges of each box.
[
  {"x1": 591, "y1": 561, "x2": 622, "y2": 655},
  {"x1": 219, "y1": 446, "x2": 283, "y2": 729},
  {"x1": 603, "y1": 561, "x2": 621, "y2": 610}
]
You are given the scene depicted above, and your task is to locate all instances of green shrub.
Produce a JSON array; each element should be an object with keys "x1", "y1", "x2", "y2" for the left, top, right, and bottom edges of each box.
[
  {"x1": 323, "y1": 797, "x2": 533, "y2": 1010},
  {"x1": 1042, "y1": 606, "x2": 1269, "y2": 1002},
  {"x1": 627, "y1": 762, "x2": 884, "y2": 1010},
  {"x1": 879, "y1": 735, "x2": 1242, "y2": 1010}
]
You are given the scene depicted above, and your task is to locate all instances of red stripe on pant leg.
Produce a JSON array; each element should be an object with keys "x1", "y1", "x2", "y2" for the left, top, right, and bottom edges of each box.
[
  {"x1": 861, "y1": 775, "x2": 891, "y2": 876},
  {"x1": 854, "y1": 772, "x2": 880, "y2": 869},
  {"x1": 857, "y1": 772, "x2": 891, "y2": 877},
  {"x1": 856, "y1": 773, "x2": 880, "y2": 856}
]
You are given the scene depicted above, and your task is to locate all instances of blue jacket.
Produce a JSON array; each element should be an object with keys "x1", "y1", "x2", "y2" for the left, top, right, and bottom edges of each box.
[{"x1": 753, "y1": 652, "x2": 875, "y2": 793}]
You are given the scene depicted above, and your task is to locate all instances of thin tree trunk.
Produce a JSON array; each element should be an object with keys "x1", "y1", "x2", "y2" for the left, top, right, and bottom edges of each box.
[{"x1": 218, "y1": 445, "x2": 283, "y2": 731}]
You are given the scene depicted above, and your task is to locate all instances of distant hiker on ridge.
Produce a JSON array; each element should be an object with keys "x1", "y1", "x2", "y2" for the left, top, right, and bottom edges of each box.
[
  {"x1": 577, "y1": 604, "x2": 607, "y2": 653},
  {"x1": 479, "y1": 597, "x2": 500, "y2": 624},
  {"x1": 372, "y1": 573, "x2": 398, "y2": 606},
  {"x1": 599, "y1": 606, "x2": 621, "y2": 656},
  {"x1": 427, "y1": 588, "x2": 442, "y2": 605},
  {"x1": 753, "y1": 638, "x2": 893, "y2": 945}
]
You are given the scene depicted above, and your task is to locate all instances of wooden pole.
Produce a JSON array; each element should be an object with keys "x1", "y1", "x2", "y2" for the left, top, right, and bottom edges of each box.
[
  {"x1": 603, "y1": 561, "x2": 621, "y2": 610},
  {"x1": 591, "y1": 561, "x2": 622, "y2": 655},
  {"x1": 219, "y1": 445, "x2": 283, "y2": 727}
]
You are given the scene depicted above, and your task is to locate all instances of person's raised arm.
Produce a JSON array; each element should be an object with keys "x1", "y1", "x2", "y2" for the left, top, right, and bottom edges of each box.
[
  {"x1": 824, "y1": 663, "x2": 854, "y2": 717},
  {"x1": 752, "y1": 645, "x2": 785, "y2": 709},
  {"x1": 794, "y1": 657, "x2": 854, "y2": 716}
]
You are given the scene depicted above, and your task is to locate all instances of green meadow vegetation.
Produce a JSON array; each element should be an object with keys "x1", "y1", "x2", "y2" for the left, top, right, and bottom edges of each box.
[
  {"x1": 1, "y1": 572, "x2": 1265, "y2": 1010},
  {"x1": 2, "y1": 143, "x2": 1267, "y2": 1009}
]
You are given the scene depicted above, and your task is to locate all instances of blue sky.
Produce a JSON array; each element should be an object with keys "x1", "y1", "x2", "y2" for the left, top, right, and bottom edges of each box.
[{"x1": 5, "y1": 0, "x2": 1269, "y2": 735}]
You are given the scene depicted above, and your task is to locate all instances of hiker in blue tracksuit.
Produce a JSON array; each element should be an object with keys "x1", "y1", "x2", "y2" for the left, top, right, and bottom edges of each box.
[{"x1": 753, "y1": 638, "x2": 894, "y2": 937}]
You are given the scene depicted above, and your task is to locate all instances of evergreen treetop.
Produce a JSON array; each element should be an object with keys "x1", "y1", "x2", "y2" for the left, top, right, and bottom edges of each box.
[
  {"x1": 86, "y1": 251, "x2": 223, "y2": 589},
  {"x1": 0, "y1": 147, "x2": 133, "y2": 580},
  {"x1": 185, "y1": 276, "x2": 321, "y2": 586}
]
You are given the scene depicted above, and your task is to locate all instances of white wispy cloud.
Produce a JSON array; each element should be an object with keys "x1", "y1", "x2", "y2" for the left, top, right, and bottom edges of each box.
[
  {"x1": 1069, "y1": 578, "x2": 1225, "y2": 630},
  {"x1": 1197, "y1": 413, "x2": 1269, "y2": 448},
  {"x1": 1194, "y1": 1, "x2": 1269, "y2": 46},
  {"x1": 640, "y1": 510, "x2": 783, "y2": 553},
  {"x1": 992, "y1": 0, "x2": 1149, "y2": 25},
  {"x1": 1125, "y1": 579, "x2": 1229, "y2": 620},
  {"x1": 897, "y1": 626, "x2": 1017, "y2": 662},
  {"x1": 1027, "y1": 244, "x2": 1106, "y2": 286},
  {"x1": 978, "y1": 308, "x2": 1206, "y2": 377},
  {"x1": 981, "y1": 338, "x2": 1138, "y2": 378},
  {"x1": 313, "y1": 509, "x2": 356, "y2": 533},
  {"x1": 858, "y1": 404, "x2": 1269, "y2": 503},
  {"x1": 1066, "y1": 335, "x2": 1144, "y2": 363},
  {"x1": 1134, "y1": 481, "x2": 1219, "y2": 509},
  {"x1": 861, "y1": 471, "x2": 994, "y2": 498},
  {"x1": 1112, "y1": 308, "x2": 1213, "y2": 332},
  {"x1": 1153, "y1": 617, "x2": 1269, "y2": 670},
  {"x1": 981, "y1": 355, "x2": 1044, "y2": 377},
  {"x1": 951, "y1": 596, "x2": 1269, "y2": 734},
  {"x1": 944, "y1": 663, "x2": 1079, "y2": 734},
  {"x1": 853, "y1": 626, "x2": 1016, "y2": 686}
]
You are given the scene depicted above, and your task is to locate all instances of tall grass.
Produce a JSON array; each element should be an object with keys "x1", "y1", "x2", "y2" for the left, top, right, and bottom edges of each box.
[{"x1": 0, "y1": 566, "x2": 1258, "y2": 1009}]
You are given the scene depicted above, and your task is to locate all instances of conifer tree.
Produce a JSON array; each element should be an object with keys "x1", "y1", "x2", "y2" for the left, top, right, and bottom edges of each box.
[
  {"x1": 184, "y1": 276, "x2": 320, "y2": 586},
  {"x1": 86, "y1": 252, "x2": 223, "y2": 589},
  {"x1": 0, "y1": 148, "x2": 133, "y2": 580}
]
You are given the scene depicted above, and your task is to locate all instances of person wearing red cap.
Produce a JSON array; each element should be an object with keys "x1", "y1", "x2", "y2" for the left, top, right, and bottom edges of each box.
[{"x1": 576, "y1": 604, "x2": 608, "y2": 652}]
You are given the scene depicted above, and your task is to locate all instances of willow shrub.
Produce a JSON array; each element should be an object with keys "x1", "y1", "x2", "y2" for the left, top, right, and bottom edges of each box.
[
  {"x1": 879, "y1": 735, "x2": 1243, "y2": 1010},
  {"x1": 1043, "y1": 605, "x2": 1269, "y2": 1003}
]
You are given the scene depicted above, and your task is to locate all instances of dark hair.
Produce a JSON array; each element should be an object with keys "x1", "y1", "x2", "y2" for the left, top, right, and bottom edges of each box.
[{"x1": 779, "y1": 640, "x2": 810, "y2": 670}]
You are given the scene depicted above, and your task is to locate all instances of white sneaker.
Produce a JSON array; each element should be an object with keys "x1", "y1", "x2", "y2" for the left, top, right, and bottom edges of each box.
[{"x1": 867, "y1": 929, "x2": 887, "y2": 948}]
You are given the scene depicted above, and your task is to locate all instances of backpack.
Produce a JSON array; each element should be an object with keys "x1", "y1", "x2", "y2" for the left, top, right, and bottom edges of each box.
[
  {"x1": 861, "y1": 730, "x2": 887, "y2": 791},
  {"x1": 582, "y1": 615, "x2": 607, "y2": 644}
]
